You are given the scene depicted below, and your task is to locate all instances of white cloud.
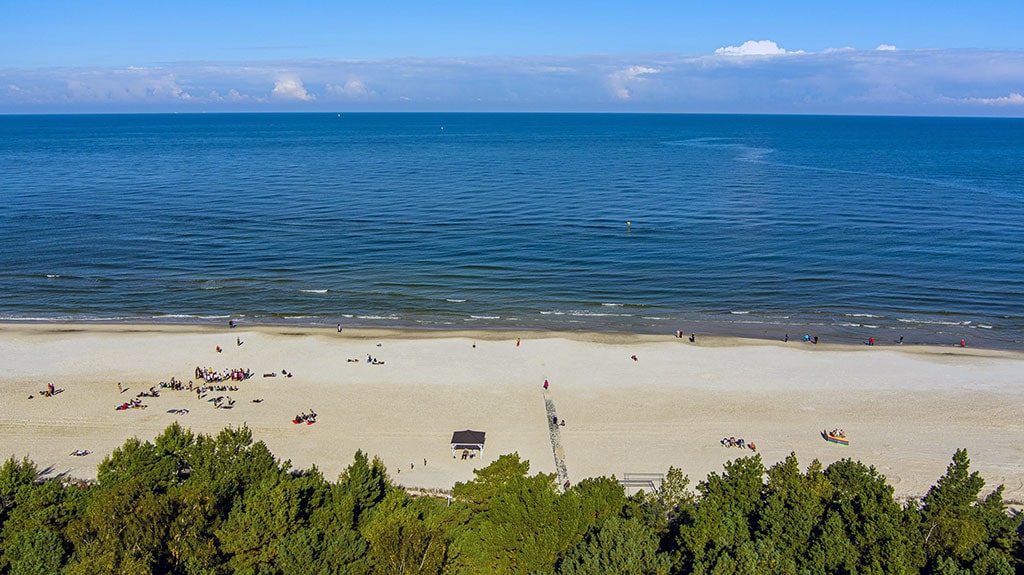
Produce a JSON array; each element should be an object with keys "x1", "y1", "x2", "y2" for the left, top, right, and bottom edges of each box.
[
  {"x1": 3, "y1": 49, "x2": 1024, "y2": 115},
  {"x1": 876, "y1": 44, "x2": 897, "y2": 51},
  {"x1": 960, "y1": 92, "x2": 1024, "y2": 105},
  {"x1": 271, "y1": 77, "x2": 314, "y2": 101},
  {"x1": 608, "y1": 65, "x2": 659, "y2": 100},
  {"x1": 208, "y1": 88, "x2": 251, "y2": 102},
  {"x1": 326, "y1": 79, "x2": 374, "y2": 99},
  {"x1": 715, "y1": 40, "x2": 801, "y2": 57}
]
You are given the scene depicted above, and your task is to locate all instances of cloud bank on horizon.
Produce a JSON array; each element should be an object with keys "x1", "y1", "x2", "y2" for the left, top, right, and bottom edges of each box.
[{"x1": 3, "y1": 40, "x2": 1023, "y2": 116}]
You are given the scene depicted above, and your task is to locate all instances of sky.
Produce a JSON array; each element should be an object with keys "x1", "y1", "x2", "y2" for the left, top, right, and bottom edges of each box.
[{"x1": 2, "y1": 1, "x2": 1023, "y2": 115}]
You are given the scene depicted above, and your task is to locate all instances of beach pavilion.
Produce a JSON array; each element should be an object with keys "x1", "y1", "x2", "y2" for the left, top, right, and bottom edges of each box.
[{"x1": 450, "y1": 430, "x2": 486, "y2": 459}]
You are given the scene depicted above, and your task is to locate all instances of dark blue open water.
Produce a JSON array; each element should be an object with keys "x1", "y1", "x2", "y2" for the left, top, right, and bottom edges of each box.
[{"x1": 1, "y1": 113, "x2": 1022, "y2": 347}]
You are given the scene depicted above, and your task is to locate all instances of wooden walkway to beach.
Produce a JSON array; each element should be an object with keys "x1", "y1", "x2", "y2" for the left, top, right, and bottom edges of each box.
[{"x1": 543, "y1": 394, "x2": 569, "y2": 489}]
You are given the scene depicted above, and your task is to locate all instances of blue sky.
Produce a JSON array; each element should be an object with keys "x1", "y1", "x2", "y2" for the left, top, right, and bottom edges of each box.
[{"x1": 2, "y1": 1, "x2": 1023, "y2": 115}]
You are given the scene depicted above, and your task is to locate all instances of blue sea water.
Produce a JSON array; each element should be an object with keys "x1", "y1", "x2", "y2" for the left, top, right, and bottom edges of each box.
[{"x1": 1, "y1": 113, "x2": 1022, "y2": 348}]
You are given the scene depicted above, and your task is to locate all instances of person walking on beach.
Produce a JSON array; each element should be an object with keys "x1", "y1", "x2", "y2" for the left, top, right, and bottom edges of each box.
[
  {"x1": 516, "y1": 338, "x2": 521, "y2": 347},
  {"x1": 543, "y1": 379, "x2": 549, "y2": 390}
]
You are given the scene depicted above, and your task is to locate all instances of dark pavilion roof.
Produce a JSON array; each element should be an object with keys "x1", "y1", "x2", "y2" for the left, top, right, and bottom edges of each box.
[{"x1": 450, "y1": 430, "x2": 486, "y2": 445}]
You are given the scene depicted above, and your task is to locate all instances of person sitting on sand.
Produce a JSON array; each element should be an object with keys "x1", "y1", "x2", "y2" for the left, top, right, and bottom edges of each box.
[{"x1": 689, "y1": 334, "x2": 696, "y2": 343}]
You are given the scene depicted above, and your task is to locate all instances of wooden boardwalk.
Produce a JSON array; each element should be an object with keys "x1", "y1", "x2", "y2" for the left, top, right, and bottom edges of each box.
[{"x1": 543, "y1": 394, "x2": 569, "y2": 489}]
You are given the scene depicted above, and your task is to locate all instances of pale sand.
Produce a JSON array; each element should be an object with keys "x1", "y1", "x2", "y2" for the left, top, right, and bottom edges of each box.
[{"x1": 1, "y1": 323, "x2": 1022, "y2": 501}]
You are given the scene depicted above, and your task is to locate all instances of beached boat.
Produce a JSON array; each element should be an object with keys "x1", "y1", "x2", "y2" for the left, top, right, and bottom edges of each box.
[{"x1": 822, "y1": 430, "x2": 849, "y2": 445}]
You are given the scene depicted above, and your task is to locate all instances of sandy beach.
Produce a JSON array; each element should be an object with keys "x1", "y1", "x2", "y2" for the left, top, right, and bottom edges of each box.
[{"x1": 1, "y1": 323, "x2": 1021, "y2": 502}]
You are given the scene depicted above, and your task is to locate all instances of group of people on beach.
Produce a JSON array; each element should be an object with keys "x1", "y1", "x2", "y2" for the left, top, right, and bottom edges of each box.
[
  {"x1": 721, "y1": 436, "x2": 756, "y2": 451},
  {"x1": 674, "y1": 331, "x2": 696, "y2": 342},
  {"x1": 211, "y1": 396, "x2": 235, "y2": 409},
  {"x1": 829, "y1": 428, "x2": 846, "y2": 438},
  {"x1": 116, "y1": 398, "x2": 146, "y2": 410},
  {"x1": 196, "y1": 366, "x2": 252, "y2": 383},
  {"x1": 293, "y1": 409, "x2": 317, "y2": 425}
]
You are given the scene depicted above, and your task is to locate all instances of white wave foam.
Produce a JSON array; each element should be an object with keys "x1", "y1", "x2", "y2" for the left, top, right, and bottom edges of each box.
[
  {"x1": 897, "y1": 318, "x2": 972, "y2": 326},
  {"x1": 355, "y1": 315, "x2": 400, "y2": 320},
  {"x1": 300, "y1": 289, "x2": 328, "y2": 294},
  {"x1": 152, "y1": 314, "x2": 231, "y2": 319},
  {"x1": 45, "y1": 274, "x2": 61, "y2": 278},
  {"x1": 468, "y1": 315, "x2": 500, "y2": 320},
  {"x1": 446, "y1": 298, "x2": 467, "y2": 303},
  {"x1": 730, "y1": 311, "x2": 750, "y2": 315},
  {"x1": 542, "y1": 310, "x2": 632, "y2": 318},
  {"x1": 601, "y1": 303, "x2": 624, "y2": 307},
  {"x1": 846, "y1": 313, "x2": 883, "y2": 318}
]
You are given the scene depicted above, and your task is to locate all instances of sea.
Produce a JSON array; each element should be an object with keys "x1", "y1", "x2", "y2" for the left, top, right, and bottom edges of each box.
[{"x1": 1, "y1": 113, "x2": 1022, "y2": 348}]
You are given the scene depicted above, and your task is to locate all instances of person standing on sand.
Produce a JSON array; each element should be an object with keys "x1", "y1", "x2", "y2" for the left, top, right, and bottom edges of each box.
[
  {"x1": 516, "y1": 338, "x2": 521, "y2": 347},
  {"x1": 544, "y1": 379, "x2": 549, "y2": 390}
]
